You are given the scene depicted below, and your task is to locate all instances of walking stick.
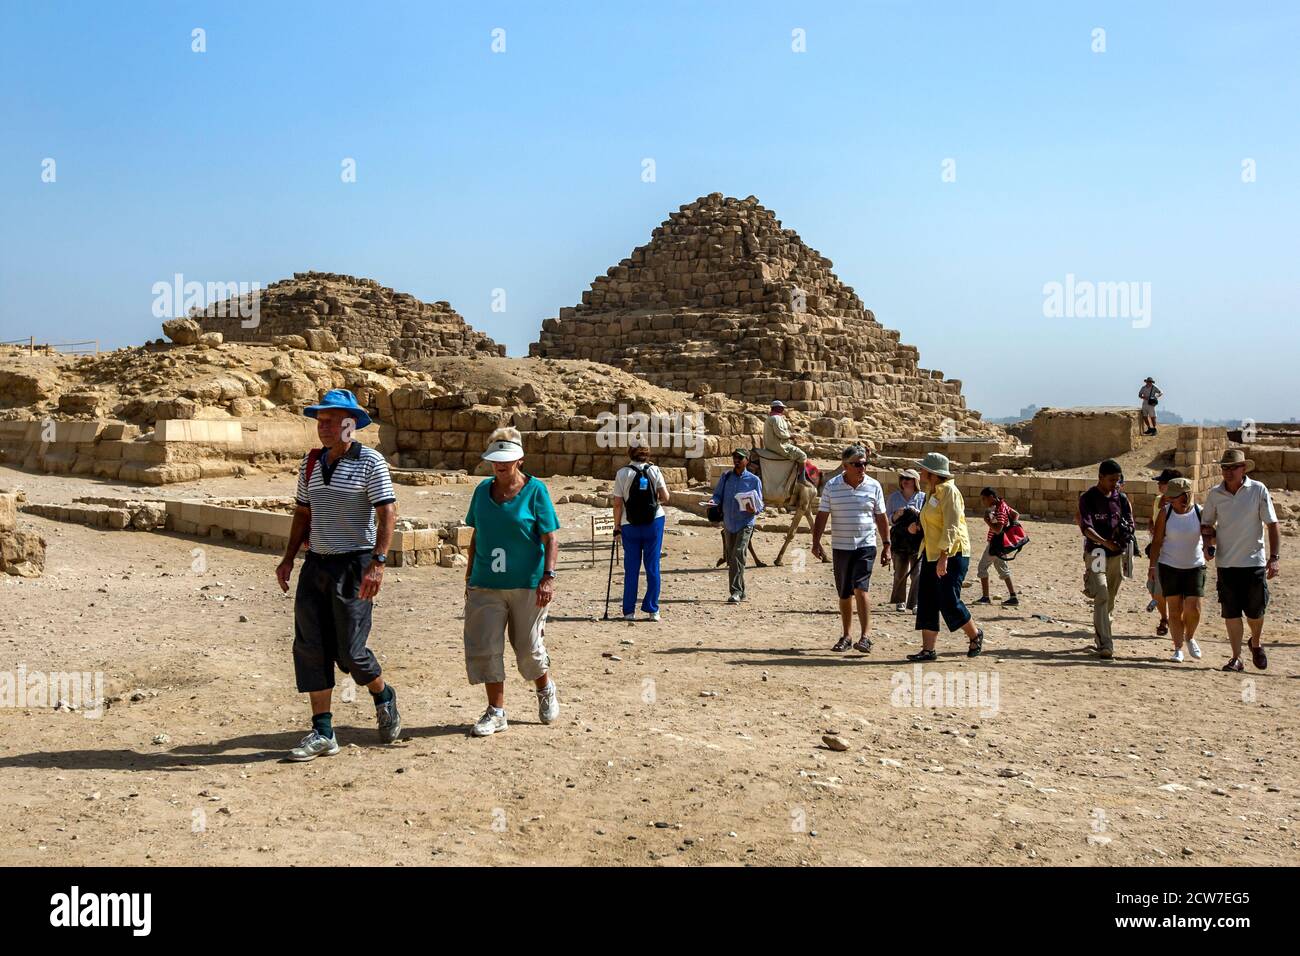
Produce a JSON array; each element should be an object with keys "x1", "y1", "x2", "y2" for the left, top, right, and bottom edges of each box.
[{"x1": 602, "y1": 532, "x2": 617, "y2": 620}]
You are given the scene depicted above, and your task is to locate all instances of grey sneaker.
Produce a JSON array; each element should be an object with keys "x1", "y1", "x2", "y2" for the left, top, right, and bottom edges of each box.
[
  {"x1": 288, "y1": 730, "x2": 339, "y2": 762},
  {"x1": 375, "y1": 687, "x2": 401, "y2": 744},
  {"x1": 472, "y1": 707, "x2": 508, "y2": 737},
  {"x1": 538, "y1": 681, "x2": 560, "y2": 724}
]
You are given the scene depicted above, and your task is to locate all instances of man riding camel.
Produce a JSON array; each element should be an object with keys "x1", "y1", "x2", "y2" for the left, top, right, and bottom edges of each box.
[{"x1": 763, "y1": 400, "x2": 812, "y2": 486}]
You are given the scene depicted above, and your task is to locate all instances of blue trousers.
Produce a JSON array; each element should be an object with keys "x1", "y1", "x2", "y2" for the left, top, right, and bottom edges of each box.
[
  {"x1": 621, "y1": 516, "x2": 665, "y2": 615},
  {"x1": 915, "y1": 555, "x2": 972, "y2": 633}
]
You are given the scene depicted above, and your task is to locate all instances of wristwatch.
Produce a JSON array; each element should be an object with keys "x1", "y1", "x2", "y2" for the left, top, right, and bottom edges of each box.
[
  {"x1": 543, "y1": 569, "x2": 557, "y2": 580},
  {"x1": 372, "y1": 553, "x2": 387, "y2": 565}
]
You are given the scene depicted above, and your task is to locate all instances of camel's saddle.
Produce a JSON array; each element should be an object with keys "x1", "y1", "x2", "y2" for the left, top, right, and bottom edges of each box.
[{"x1": 753, "y1": 449, "x2": 800, "y2": 503}]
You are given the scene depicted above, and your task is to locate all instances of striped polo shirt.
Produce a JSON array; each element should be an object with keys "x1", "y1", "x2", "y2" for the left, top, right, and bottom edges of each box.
[
  {"x1": 818, "y1": 473, "x2": 887, "y2": 550},
  {"x1": 295, "y1": 442, "x2": 397, "y2": 555}
]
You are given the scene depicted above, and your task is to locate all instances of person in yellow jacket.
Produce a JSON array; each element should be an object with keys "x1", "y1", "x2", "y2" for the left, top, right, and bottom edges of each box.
[{"x1": 906, "y1": 452, "x2": 985, "y2": 661}]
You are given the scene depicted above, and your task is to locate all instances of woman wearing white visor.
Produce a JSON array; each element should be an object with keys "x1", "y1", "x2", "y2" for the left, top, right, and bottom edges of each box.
[{"x1": 461, "y1": 427, "x2": 562, "y2": 736}]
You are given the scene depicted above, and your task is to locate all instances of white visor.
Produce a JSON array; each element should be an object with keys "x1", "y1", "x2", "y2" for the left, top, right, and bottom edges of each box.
[{"x1": 482, "y1": 439, "x2": 524, "y2": 463}]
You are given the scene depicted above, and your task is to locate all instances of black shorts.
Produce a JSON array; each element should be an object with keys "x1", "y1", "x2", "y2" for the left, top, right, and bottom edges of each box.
[
  {"x1": 1158, "y1": 564, "x2": 1206, "y2": 598},
  {"x1": 832, "y1": 546, "x2": 876, "y2": 600},
  {"x1": 1216, "y1": 566, "x2": 1269, "y2": 620},
  {"x1": 293, "y1": 550, "x2": 383, "y2": 693}
]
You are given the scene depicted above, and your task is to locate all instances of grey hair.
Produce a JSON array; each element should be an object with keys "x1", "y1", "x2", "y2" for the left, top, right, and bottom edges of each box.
[{"x1": 487, "y1": 426, "x2": 523, "y2": 447}]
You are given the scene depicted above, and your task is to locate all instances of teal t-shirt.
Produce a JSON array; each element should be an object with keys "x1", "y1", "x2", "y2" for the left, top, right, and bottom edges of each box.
[{"x1": 464, "y1": 476, "x2": 560, "y2": 589}]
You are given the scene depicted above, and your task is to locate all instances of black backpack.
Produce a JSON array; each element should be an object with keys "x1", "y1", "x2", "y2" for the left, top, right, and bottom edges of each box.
[{"x1": 624, "y1": 464, "x2": 658, "y2": 525}]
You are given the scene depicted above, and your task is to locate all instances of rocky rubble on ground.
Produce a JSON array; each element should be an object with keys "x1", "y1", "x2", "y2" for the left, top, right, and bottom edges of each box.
[
  {"x1": 0, "y1": 489, "x2": 45, "y2": 577},
  {"x1": 0, "y1": 340, "x2": 434, "y2": 428}
]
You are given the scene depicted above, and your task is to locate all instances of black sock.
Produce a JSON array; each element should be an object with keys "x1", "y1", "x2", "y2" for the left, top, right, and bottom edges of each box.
[
  {"x1": 371, "y1": 684, "x2": 393, "y2": 705},
  {"x1": 312, "y1": 712, "x2": 333, "y2": 739}
]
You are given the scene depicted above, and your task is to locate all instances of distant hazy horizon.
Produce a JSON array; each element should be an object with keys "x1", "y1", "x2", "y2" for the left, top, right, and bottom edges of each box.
[{"x1": 3, "y1": 1, "x2": 1296, "y2": 423}]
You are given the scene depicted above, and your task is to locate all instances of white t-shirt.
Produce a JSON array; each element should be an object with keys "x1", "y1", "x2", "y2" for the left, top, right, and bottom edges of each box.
[
  {"x1": 1200, "y1": 477, "x2": 1278, "y2": 568},
  {"x1": 614, "y1": 462, "x2": 667, "y2": 526},
  {"x1": 818, "y1": 474, "x2": 887, "y2": 550}
]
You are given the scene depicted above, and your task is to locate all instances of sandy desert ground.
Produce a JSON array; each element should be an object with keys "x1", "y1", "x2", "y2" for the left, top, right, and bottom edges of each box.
[{"x1": 1, "y1": 463, "x2": 1297, "y2": 866}]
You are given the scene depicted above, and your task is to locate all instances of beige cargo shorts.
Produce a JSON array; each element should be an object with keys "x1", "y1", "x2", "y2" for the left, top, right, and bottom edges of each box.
[{"x1": 463, "y1": 585, "x2": 550, "y2": 684}]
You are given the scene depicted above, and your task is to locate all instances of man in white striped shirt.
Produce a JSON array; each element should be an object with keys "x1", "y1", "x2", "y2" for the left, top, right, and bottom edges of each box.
[
  {"x1": 812, "y1": 445, "x2": 891, "y2": 653},
  {"x1": 275, "y1": 389, "x2": 401, "y2": 761}
]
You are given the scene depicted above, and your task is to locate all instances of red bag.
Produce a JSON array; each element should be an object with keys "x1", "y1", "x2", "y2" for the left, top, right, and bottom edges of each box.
[{"x1": 990, "y1": 516, "x2": 1029, "y2": 560}]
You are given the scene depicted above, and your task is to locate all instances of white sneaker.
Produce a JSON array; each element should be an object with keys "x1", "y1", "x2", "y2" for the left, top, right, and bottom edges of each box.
[
  {"x1": 1172, "y1": 648, "x2": 1184, "y2": 663},
  {"x1": 472, "y1": 707, "x2": 508, "y2": 737},
  {"x1": 287, "y1": 730, "x2": 339, "y2": 762},
  {"x1": 727, "y1": 594, "x2": 741, "y2": 604},
  {"x1": 623, "y1": 613, "x2": 636, "y2": 622},
  {"x1": 537, "y1": 681, "x2": 560, "y2": 724},
  {"x1": 895, "y1": 603, "x2": 907, "y2": 612},
  {"x1": 645, "y1": 611, "x2": 660, "y2": 622},
  {"x1": 1186, "y1": 638, "x2": 1202, "y2": 659}
]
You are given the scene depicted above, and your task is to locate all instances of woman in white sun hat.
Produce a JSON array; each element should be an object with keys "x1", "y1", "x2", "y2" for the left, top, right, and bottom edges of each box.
[{"x1": 461, "y1": 426, "x2": 562, "y2": 737}]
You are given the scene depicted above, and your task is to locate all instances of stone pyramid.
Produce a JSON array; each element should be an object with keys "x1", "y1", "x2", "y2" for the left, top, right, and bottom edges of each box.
[
  {"x1": 197, "y1": 271, "x2": 504, "y2": 363},
  {"x1": 530, "y1": 193, "x2": 984, "y2": 435}
]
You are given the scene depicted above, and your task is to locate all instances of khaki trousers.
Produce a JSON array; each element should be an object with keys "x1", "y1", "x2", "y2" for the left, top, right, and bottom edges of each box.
[{"x1": 1084, "y1": 552, "x2": 1124, "y2": 651}]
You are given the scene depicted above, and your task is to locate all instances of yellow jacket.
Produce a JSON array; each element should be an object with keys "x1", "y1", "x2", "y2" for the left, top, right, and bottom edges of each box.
[{"x1": 920, "y1": 480, "x2": 971, "y2": 561}]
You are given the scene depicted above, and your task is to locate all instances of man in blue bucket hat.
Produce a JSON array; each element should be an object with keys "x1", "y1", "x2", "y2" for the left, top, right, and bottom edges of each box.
[{"x1": 275, "y1": 388, "x2": 402, "y2": 759}]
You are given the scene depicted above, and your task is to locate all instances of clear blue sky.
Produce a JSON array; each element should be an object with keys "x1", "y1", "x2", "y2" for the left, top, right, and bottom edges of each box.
[{"x1": 2, "y1": 1, "x2": 1296, "y2": 421}]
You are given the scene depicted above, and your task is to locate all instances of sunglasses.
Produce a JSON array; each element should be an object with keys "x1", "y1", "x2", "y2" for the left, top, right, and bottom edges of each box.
[{"x1": 846, "y1": 460, "x2": 867, "y2": 468}]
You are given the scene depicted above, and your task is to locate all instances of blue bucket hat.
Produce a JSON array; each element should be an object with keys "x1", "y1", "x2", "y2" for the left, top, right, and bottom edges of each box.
[{"x1": 304, "y1": 388, "x2": 372, "y2": 429}]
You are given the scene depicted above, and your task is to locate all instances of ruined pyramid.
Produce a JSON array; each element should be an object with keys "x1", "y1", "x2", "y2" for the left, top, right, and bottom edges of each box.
[
  {"x1": 197, "y1": 271, "x2": 504, "y2": 363},
  {"x1": 530, "y1": 193, "x2": 985, "y2": 436}
]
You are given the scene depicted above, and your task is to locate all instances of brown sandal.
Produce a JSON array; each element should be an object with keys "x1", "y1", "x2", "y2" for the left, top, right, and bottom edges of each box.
[{"x1": 1155, "y1": 620, "x2": 1169, "y2": 636}]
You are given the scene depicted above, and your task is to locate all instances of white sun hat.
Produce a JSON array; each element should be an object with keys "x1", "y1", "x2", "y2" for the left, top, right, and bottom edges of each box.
[{"x1": 482, "y1": 439, "x2": 524, "y2": 463}]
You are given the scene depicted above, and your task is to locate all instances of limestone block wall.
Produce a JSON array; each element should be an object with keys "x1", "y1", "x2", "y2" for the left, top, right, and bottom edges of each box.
[
  {"x1": 1031, "y1": 407, "x2": 1140, "y2": 469},
  {"x1": 880, "y1": 438, "x2": 1017, "y2": 466},
  {"x1": 1237, "y1": 426, "x2": 1300, "y2": 491},
  {"x1": 1172, "y1": 426, "x2": 1230, "y2": 495},
  {"x1": 387, "y1": 386, "x2": 720, "y2": 484},
  {"x1": 867, "y1": 470, "x2": 1162, "y2": 522},
  {"x1": 0, "y1": 416, "x2": 395, "y2": 485},
  {"x1": 20, "y1": 494, "x2": 473, "y2": 569}
]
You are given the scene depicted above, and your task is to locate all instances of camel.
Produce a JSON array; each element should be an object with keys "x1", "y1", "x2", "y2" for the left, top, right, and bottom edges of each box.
[{"x1": 762, "y1": 457, "x2": 826, "y2": 566}]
